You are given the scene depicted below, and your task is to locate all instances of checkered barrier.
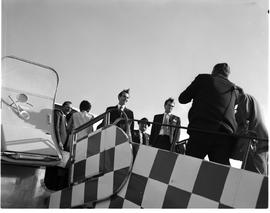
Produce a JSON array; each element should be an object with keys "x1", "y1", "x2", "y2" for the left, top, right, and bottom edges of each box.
[
  {"x1": 48, "y1": 125, "x2": 133, "y2": 208},
  {"x1": 94, "y1": 144, "x2": 268, "y2": 208}
]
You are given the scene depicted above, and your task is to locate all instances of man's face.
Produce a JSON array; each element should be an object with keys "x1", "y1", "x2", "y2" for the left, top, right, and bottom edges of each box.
[
  {"x1": 63, "y1": 103, "x2": 72, "y2": 115},
  {"x1": 139, "y1": 122, "x2": 148, "y2": 133},
  {"x1": 118, "y1": 92, "x2": 129, "y2": 106},
  {"x1": 164, "y1": 101, "x2": 175, "y2": 114}
]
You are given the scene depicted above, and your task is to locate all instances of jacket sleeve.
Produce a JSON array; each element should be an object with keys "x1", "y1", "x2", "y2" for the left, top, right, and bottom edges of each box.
[
  {"x1": 97, "y1": 118, "x2": 104, "y2": 130},
  {"x1": 54, "y1": 110, "x2": 66, "y2": 148},
  {"x1": 130, "y1": 111, "x2": 134, "y2": 134},
  {"x1": 54, "y1": 111, "x2": 62, "y2": 145},
  {"x1": 66, "y1": 114, "x2": 74, "y2": 134},
  {"x1": 174, "y1": 117, "x2": 181, "y2": 143},
  {"x1": 149, "y1": 115, "x2": 157, "y2": 146},
  {"x1": 178, "y1": 75, "x2": 200, "y2": 104},
  {"x1": 97, "y1": 107, "x2": 109, "y2": 129}
]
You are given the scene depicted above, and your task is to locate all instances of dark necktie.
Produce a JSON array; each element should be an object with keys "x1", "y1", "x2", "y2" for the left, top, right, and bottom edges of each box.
[
  {"x1": 119, "y1": 106, "x2": 124, "y2": 117},
  {"x1": 142, "y1": 133, "x2": 145, "y2": 145}
]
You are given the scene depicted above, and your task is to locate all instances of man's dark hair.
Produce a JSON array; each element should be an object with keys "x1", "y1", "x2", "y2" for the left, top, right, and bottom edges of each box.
[
  {"x1": 118, "y1": 89, "x2": 130, "y2": 98},
  {"x1": 164, "y1": 97, "x2": 174, "y2": 106},
  {"x1": 79, "y1": 100, "x2": 91, "y2": 112},
  {"x1": 212, "y1": 63, "x2": 230, "y2": 78},
  {"x1": 138, "y1": 117, "x2": 150, "y2": 126},
  {"x1": 62, "y1": 101, "x2": 72, "y2": 107}
]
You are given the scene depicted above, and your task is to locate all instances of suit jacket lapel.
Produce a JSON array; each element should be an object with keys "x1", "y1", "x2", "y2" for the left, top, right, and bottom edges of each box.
[
  {"x1": 157, "y1": 114, "x2": 163, "y2": 134},
  {"x1": 145, "y1": 133, "x2": 149, "y2": 145}
]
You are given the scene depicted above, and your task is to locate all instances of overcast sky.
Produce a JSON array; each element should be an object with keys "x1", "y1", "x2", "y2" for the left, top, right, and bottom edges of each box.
[{"x1": 2, "y1": 0, "x2": 269, "y2": 138}]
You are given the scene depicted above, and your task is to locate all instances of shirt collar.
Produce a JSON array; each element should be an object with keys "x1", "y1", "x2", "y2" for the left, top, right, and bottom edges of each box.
[{"x1": 118, "y1": 104, "x2": 126, "y2": 110}]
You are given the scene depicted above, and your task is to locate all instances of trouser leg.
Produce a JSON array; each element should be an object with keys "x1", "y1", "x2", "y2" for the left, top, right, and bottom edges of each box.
[
  {"x1": 186, "y1": 132, "x2": 209, "y2": 160},
  {"x1": 154, "y1": 135, "x2": 171, "y2": 151},
  {"x1": 208, "y1": 135, "x2": 233, "y2": 166}
]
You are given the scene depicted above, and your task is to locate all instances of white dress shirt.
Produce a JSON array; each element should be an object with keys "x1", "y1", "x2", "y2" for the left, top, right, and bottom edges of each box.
[
  {"x1": 117, "y1": 104, "x2": 126, "y2": 111},
  {"x1": 159, "y1": 113, "x2": 171, "y2": 136}
]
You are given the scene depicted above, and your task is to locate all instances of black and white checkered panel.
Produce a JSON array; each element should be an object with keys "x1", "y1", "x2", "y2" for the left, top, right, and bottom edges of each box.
[
  {"x1": 95, "y1": 144, "x2": 268, "y2": 208},
  {"x1": 70, "y1": 125, "x2": 130, "y2": 184},
  {"x1": 49, "y1": 125, "x2": 133, "y2": 208}
]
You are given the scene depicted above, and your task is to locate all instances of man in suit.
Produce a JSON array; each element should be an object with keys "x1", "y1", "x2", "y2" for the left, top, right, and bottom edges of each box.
[
  {"x1": 54, "y1": 101, "x2": 72, "y2": 151},
  {"x1": 178, "y1": 63, "x2": 241, "y2": 165},
  {"x1": 149, "y1": 98, "x2": 181, "y2": 151},
  {"x1": 98, "y1": 89, "x2": 134, "y2": 136},
  {"x1": 132, "y1": 117, "x2": 150, "y2": 145},
  {"x1": 45, "y1": 101, "x2": 72, "y2": 190}
]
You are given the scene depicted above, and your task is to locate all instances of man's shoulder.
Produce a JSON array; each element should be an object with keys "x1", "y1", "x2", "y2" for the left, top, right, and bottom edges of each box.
[
  {"x1": 191, "y1": 74, "x2": 214, "y2": 87},
  {"x1": 54, "y1": 109, "x2": 63, "y2": 116},
  {"x1": 106, "y1": 106, "x2": 118, "y2": 111},
  {"x1": 107, "y1": 105, "x2": 117, "y2": 109},
  {"x1": 170, "y1": 115, "x2": 180, "y2": 124},
  {"x1": 72, "y1": 111, "x2": 80, "y2": 118},
  {"x1": 196, "y1": 74, "x2": 212, "y2": 80},
  {"x1": 124, "y1": 107, "x2": 133, "y2": 114},
  {"x1": 154, "y1": 114, "x2": 163, "y2": 119},
  {"x1": 213, "y1": 75, "x2": 236, "y2": 88},
  {"x1": 172, "y1": 114, "x2": 180, "y2": 119}
]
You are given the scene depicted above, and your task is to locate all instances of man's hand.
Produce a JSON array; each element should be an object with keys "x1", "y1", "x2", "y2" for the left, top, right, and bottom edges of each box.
[{"x1": 59, "y1": 143, "x2": 64, "y2": 150}]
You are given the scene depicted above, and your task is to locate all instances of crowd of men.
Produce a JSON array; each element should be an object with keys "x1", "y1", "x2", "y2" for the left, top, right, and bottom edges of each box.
[{"x1": 54, "y1": 63, "x2": 268, "y2": 176}]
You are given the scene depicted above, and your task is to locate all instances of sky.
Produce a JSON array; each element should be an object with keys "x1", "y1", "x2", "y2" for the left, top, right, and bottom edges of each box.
[{"x1": 2, "y1": 0, "x2": 269, "y2": 139}]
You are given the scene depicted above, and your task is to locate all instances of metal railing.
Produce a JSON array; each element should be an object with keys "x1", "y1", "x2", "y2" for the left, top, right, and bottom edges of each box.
[
  {"x1": 130, "y1": 118, "x2": 268, "y2": 170},
  {"x1": 68, "y1": 108, "x2": 132, "y2": 186},
  {"x1": 67, "y1": 109, "x2": 134, "y2": 206},
  {"x1": 131, "y1": 119, "x2": 268, "y2": 142},
  {"x1": 68, "y1": 112, "x2": 268, "y2": 177},
  {"x1": 69, "y1": 108, "x2": 114, "y2": 164}
]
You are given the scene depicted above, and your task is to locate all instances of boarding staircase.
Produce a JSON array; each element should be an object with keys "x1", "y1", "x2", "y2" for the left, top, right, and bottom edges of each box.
[{"x1": 1, "y1": 56, "x2": 268, "y2": 208}]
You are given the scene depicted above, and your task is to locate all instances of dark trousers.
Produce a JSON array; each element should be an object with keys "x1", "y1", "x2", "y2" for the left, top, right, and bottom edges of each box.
[
  {"x1": 44, "y1": 166, "x2": 69, "y2": 191},
  {"x1": 154, "y1": 135, "x2": 171, "y2": 151},
  {"x1": 186, "y1": 131, "x2": 234, "y2": 165}
]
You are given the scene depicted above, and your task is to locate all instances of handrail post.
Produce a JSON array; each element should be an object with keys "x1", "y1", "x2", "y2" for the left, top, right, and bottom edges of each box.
[
  {"x1": 67, "y1": 108, "x2": 118, "y2": 186},
  {"x1": 105, "y1": 112, "x2": 110, "y2": 127},
  {"x1": 111, "y1": 111, "x2": 132, "y2": 142},
  {"x1": 68, "y1": 132, "x2": 77, "y2": 186},
  {"x1": 122, "y1": 111, "x2": 132, "y2": 142}
]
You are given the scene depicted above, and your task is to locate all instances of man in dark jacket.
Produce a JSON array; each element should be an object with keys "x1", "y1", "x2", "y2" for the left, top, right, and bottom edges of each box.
[
  {"x1": 132, "y1": 117, "x2": 150, "y2": 145},
  {"x1": 178, "y1": 63, "x2": 241, "y2": 165},
  {"x1": 98, "y1": 89, "x2": 134, "y2": 136},
  {"x1": 45, "y1": 101, "x2": 72, "y2": 190},
  {"x1": 54, "y1": 101, "x2": 72, "y2": 150},
  {"x1": 150, "y1": 98, "x2": 181, "y2": 151}
]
